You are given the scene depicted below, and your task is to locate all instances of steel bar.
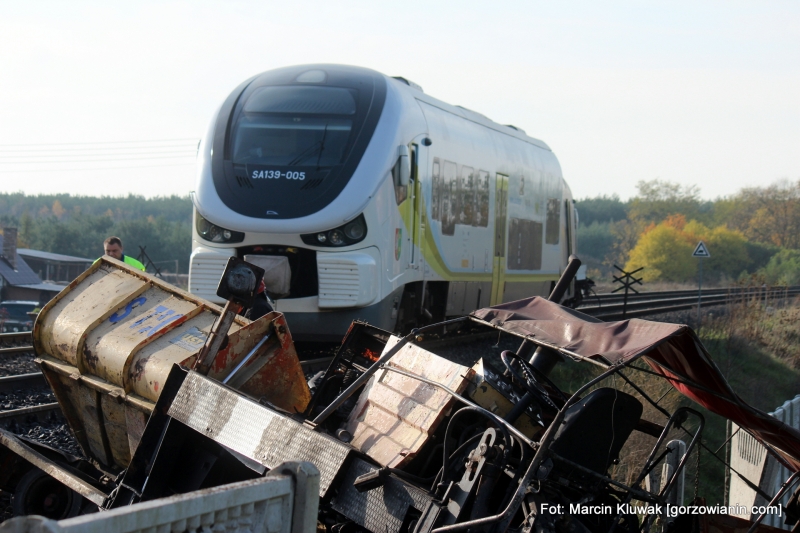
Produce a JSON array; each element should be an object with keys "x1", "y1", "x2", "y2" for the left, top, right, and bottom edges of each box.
[
  {"x1": 0, "y1": 372, "x2": 46, "y2": 393},
  {"x1": 0, "y1": 428, "x2": 108, "y2": 505},
  {"x1": 746, "y1": 471, "x2": 800, "y2": 533},
  {"x1": 0, "y1": 331, "x2": 33, "y2": 343},
  {"x1": 222, "y1": 333, "x2": 271, "y2": 384},
  {"x1": 0, "y1": 345, "x2": 35, "y2": 355},
  {"x1": 0, "y1": 402, "x2": 61, "y2": 422}
]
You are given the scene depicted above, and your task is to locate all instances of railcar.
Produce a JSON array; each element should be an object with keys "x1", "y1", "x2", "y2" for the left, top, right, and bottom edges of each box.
[{"x1": 189, "y1": 64, "x2": 577, "y2": 339}]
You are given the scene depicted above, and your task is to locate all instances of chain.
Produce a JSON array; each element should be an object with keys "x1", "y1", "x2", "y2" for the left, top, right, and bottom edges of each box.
[{"x1": 693, "y1": 442, "x2": 701, "y2": 501}]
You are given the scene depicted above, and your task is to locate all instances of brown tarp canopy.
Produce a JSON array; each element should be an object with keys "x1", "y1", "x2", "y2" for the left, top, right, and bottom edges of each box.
[{"x1": 471, "y1": 296, "x2": 800, "y2": 472}]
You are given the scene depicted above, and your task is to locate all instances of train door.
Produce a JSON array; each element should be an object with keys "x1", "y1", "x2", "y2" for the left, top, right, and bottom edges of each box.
[
  {"x1": 490, "y1": 174, "x2": 509, "y2": 305},
  {"x1": 409, "y1": 142, "x2": 423, "y2": 269},
  {"x1": 564, "y1": 199, "x2": 573, "y2": 263}
]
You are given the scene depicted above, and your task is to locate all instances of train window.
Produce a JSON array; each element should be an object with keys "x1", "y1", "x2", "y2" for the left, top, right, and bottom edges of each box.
[
  {"x1": 393, "y1": 163, "x2": 408, "y2": 205},
  {"x1": 507, "y1": 218, "x2": 543, "y2": 270},
  {"x1": 545, "y1": 198, "x2": 561, "y2": 244},
  {"x1": 460, "y1": 166, "x2": 475, "y2": 226},
  {"x1": 477, "y1": 170, "x2": 489, "y2": 227},
  {"x1": 243, "y1": 86, "x2": 357, "y2": 115},
  {"x1": 431, "y1": 159, "x2": 441, "y2": 221},
  {"x1": 232, "y1": 116, "x2": 353, "y2": 168},
  {"x1": 442, "y1": 161, "x2": 458, "y2": 236}
]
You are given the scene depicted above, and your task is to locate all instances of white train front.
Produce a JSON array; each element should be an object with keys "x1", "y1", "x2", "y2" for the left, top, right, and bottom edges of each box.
[{"x1": 190, "y1": 64, "x2": 577, "y2": 340}]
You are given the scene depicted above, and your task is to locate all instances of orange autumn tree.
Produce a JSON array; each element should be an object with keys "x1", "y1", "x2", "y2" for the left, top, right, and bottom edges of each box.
[{"x1": 626, "y1": 215, "x2": 749, "y2": 282}]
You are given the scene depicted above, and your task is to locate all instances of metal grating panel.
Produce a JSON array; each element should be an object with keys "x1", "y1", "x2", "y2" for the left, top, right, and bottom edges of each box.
[
  {"x1": 727, "y1": 395, "x2": 800, "y2": 529},
  {"x1": 318, "y1": 260, "x2": 360, "y2": 307},
  {"x1": 331, "y1": 456, "x2": 431, "y2": 533},
  {"x1": 168, "y1": 372, "x2": 350, "y2": 496},
  {"x1": 189, "y1": 252, "x2": 230, "y2": 301}
]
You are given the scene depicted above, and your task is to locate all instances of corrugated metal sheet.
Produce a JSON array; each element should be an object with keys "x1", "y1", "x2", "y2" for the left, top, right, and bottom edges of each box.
[
  {"x1": 17, "y1": 248, "x2": 93, "y2": 263},
  {"x1": 728, "y1": 395, "x2": 800, "y2": 529},
  {"x1": 762, "y1": 396, "x2": 800, "y2": 529}
]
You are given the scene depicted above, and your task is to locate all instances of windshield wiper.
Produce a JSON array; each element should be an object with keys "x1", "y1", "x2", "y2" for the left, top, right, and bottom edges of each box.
[
  {"x1": 287, "y1": 141, "x2": 322, "y2": 166},
  {"x1": 315, "y1": 124, "x2": 329, "y2": 170}
]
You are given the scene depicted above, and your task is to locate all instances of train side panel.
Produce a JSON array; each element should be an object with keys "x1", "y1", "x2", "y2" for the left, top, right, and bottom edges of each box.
[{"x1": 400, "y1": 98, "x2": 574, "y2": 321}]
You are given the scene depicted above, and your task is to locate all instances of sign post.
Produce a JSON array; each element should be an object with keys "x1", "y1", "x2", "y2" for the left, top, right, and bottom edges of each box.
[{"x1": 692, "y1": 241, "x2": 710, "y2": 326}]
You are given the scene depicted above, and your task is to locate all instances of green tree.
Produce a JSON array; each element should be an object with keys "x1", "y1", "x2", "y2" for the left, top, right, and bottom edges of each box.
[
  {"x1": 684, "y1": 221, "x2": 750, "y2": 280},
  {"x1": 575, "y1": 194, "x2": 627, "y2": 226},
  {"x1": 761, "y1": 249, "x2": 800, "y2": 286},
  {"x1": 577, "y1": 221, "x2": 614, "y2": 260},
  {"x1": 606, "y1": 218, "x2": 646, "y2": 270},
  {"x1": 734, "y1": 181, "x2": 800, "y2": 249},
  {"x1": 626, "y1": 224, "x2": 695, "y2": 282},
  {"x1": 628, "y1": 179, "x2": 702, "y2": 224}
]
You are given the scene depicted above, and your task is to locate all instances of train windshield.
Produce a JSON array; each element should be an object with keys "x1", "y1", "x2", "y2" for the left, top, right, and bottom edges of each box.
[
  {"x1": 211, "y1": 66, "x2": 387, "y2": 219},
  {"x1": 231, "y1": 86, "x2": 357, "y2": 168}
]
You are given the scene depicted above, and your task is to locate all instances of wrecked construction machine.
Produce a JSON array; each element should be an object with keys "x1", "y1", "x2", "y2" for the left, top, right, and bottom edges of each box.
[{"x1": 2, "y1": 255, "x2": 800, "y2": 532}]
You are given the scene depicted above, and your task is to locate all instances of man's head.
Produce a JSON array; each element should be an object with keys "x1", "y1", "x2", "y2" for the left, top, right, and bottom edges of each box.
[{"x1": 103, "y1": 236, "x2": 124, "y2": 260}]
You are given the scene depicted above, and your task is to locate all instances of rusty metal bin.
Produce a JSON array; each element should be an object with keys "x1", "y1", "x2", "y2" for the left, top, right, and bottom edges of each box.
[{"x1": 33, "y1": 257, "x2": 310, "y2": 469}]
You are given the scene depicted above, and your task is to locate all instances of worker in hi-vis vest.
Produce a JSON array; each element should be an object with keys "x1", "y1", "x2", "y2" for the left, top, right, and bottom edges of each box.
[{"x1": 97, "y1": 236, "x2": 146, "y2": 271}]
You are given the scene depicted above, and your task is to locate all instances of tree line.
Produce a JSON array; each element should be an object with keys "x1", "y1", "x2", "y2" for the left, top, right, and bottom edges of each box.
[
  {"x1": 0, "y1": 193, "x2": 192, "y2": 273},
  {"x1": 3, "y1": 182, "x2": 798, "y2": 283},
  {"x1": 576, "y1": 179, "x2": 800, "y2": 285}
]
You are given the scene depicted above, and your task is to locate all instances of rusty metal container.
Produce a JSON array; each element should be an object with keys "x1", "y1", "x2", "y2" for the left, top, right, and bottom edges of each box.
[{"x1": 33, "y1": 257, "x2": 310, "y2": 469}]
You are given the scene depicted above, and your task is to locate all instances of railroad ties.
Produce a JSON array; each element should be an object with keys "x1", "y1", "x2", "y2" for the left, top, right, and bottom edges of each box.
[
  {"x1": 0, "y1": 331, "x2": 34, "y2": 355},
  {"x1": 0, "y1": 331, "x2": 62, "y2": 430}
]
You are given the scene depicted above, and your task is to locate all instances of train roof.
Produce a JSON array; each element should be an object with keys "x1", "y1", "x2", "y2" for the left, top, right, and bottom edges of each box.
[{"x1": 386, "y1": 74, "x2": 553, "y2": 152}]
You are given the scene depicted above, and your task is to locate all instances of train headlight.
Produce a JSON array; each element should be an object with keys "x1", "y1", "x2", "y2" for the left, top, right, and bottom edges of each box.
[
  {"x1": 344, "y1": 218, "x2": 366, "y2": 240},
  {"x1": 329, "y1": 230, "x2": 345, "y2": 246},
  {"x1": 301, "y1": 214, "x2": 368, "y2": 247},
  {"x1": 196, "y1": 212, "x2": 245, "y2": 244}
]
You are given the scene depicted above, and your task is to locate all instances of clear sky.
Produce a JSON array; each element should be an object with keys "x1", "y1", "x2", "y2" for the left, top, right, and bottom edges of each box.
[{"x1": 0, "y1": 0, "x2": 797, "y2": 201}]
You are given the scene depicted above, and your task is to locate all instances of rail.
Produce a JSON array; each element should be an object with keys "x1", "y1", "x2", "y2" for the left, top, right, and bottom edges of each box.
[
  {"x1": 0, "y1": 372, "x2": 47, "y2": 393},
  {"x1": 577, "y1": 286, "x2": 800, "y2": 320},
  {"x1": 0, "y1": 402, "x2": 61, "y2": 424},
  {"x1": 1, "y1": 286, "x2": 797, "y2": 361},
  {"x1": 0, "y1": 331, "x2": 34, "y2": 355},
  {"x1": 0, "y1": 331, "x2": 33, "y2": 344}
]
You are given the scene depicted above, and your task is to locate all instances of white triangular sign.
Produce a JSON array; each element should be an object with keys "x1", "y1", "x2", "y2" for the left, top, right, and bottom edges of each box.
[{"x1": 692, "y1": 241, "x2": 710, "y2": 258}]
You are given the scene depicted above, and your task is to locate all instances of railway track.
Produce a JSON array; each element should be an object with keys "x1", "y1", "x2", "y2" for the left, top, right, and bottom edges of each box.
[
  {"x1": 1, "y1": 286, "x2": 798, "y2": 359},
  {"x1": 0, "y1": 402, "x2": 61, "y2": 425},
  {"x1": 0, "y1": 373, "x2": 61, "y2": 427},
  {"x1": 577, "y1": 286, "x2": 800, "y2": 320},
  {"x1": 0, "y1": 331, "x2": 34, "y2": 355}
]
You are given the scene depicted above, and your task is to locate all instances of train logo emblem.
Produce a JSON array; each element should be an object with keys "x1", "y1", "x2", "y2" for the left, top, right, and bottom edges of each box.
[{"x1": 395, "y1": 228, "x2": 402, "y2": 261}]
